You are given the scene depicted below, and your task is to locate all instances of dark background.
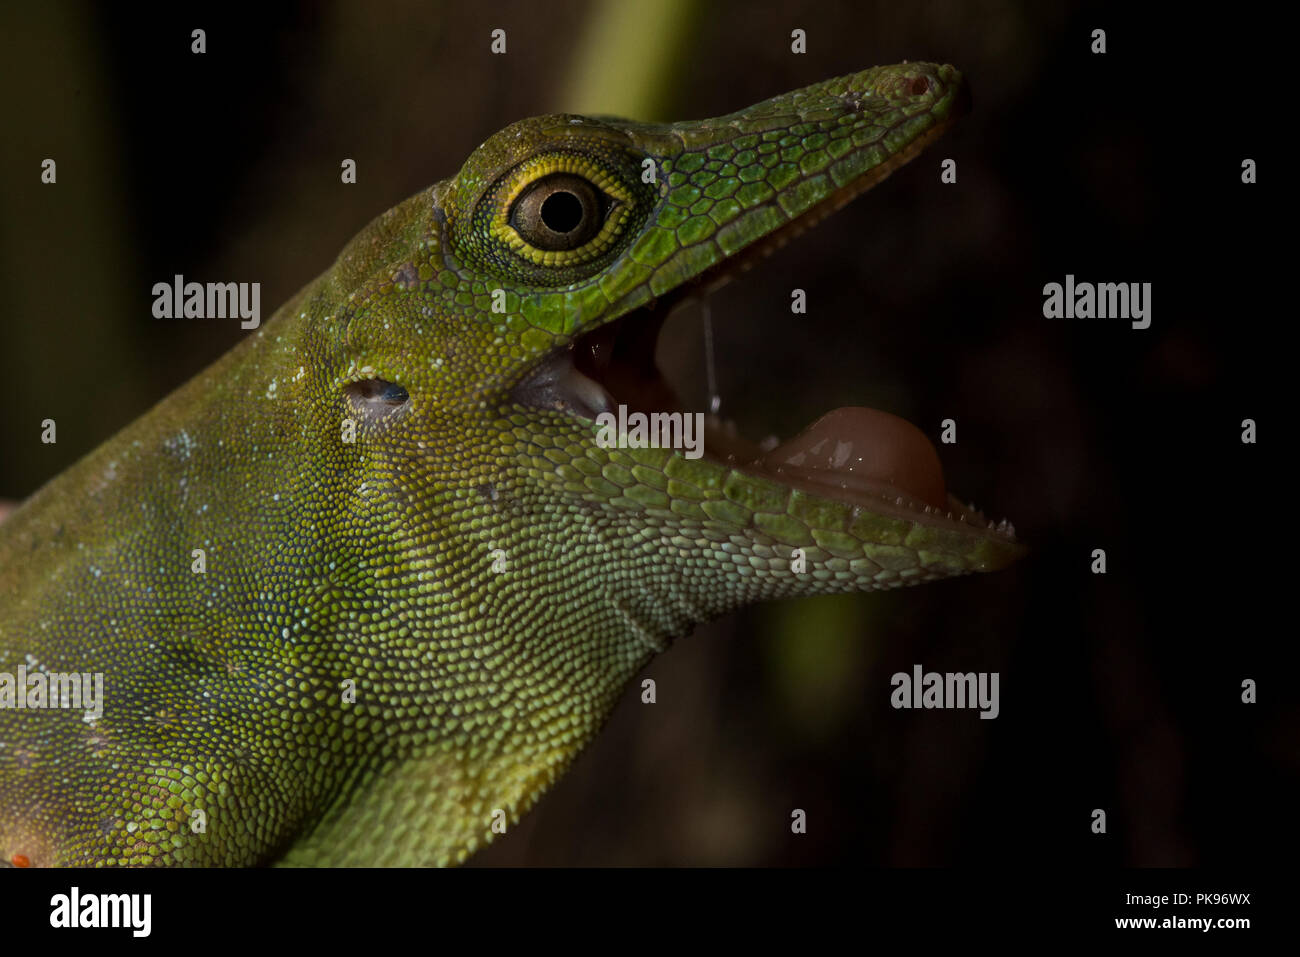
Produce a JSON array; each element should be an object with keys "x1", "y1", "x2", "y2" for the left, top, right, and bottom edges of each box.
[{"x1": 0, "y1": 1, "x2": 1288, "y2": 867}]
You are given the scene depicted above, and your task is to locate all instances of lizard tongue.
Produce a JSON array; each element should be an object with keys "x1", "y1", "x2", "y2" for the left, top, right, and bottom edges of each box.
[{"x1": 751, "y1": 407, "x2": 948, "y2": 511}]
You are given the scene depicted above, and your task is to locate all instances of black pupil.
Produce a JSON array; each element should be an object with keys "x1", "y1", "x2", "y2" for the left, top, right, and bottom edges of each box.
[{"x1": 540, "y1": 190, "x2": 584, "y2": 234}]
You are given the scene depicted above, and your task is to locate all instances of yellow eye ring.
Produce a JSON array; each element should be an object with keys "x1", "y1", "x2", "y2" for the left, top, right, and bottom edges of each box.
[{"x1": 489, "y1": 153, "x2": 637, "y2": 267}]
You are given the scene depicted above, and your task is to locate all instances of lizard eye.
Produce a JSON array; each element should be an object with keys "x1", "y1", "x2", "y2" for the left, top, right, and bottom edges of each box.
[
  {"x1": 510, "y1": 173, "x2": 610, "y2": 251},
  {"x1": 463, "y1": 148, "x2": 655, "y2": 283}
]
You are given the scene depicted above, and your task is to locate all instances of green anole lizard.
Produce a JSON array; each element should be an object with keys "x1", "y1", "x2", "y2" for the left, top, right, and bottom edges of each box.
[{"x1": 0, "y1": 62, "x2": 1021, "y2": 866}]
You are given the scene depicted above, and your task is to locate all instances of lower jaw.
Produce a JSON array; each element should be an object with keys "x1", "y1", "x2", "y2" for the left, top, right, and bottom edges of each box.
[{"x1": 699, "y1": 412, "x2": 1011, "y2": 536}]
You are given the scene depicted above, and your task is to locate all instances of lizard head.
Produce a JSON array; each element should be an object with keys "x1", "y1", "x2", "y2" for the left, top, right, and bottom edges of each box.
[{"x1": 330, "y1": 61, "x2": 1021, "y2": 639}]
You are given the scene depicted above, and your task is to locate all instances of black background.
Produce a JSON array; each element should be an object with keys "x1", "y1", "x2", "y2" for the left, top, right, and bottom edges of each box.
[{"x1": 0, "y1": 0, "x2": 1289, "y2": 883}]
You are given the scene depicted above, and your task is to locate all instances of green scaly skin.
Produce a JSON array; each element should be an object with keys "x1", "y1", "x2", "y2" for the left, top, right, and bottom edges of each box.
[{"x1": 0, "y1": 62, "x2": 1021, "y2": 867}]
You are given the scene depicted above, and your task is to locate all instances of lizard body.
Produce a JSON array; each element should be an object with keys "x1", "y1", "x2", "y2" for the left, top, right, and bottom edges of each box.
[{"x1": 0, "y1": 62, "x2": 1021, "y2": 866}]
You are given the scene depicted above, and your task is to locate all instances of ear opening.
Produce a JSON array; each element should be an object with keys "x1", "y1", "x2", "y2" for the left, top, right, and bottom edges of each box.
[{"x1": 344, "y1": 377, "x2": 410, "y2": 421}]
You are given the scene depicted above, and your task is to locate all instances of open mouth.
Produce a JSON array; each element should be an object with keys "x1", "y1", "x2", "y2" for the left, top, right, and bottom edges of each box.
[{"x1": 512, "y1": 280, "x2": 1018, "y2": 542}]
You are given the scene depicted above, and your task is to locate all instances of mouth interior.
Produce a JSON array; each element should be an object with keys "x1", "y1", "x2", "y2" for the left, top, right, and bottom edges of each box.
[{"x1": 513, "y1": 294, "x2": 1016, "y2": 539}]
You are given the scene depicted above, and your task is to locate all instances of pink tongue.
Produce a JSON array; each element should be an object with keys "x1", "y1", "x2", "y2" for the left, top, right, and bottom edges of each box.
[{"x1": 754, "y1": 407, "x2": 948, "y2": 510}]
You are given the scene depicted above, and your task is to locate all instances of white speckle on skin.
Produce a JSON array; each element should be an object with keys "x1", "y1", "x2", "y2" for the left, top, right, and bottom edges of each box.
[
  {"x1": 265, "y1": 379, "x2": 278, "y2": 399},
  {"x1": 164, "y1": 429, "x2": 197, "y2": 460},
  {"x1": 88, "y1": 459, "x2": 121, "y2": 495}
]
